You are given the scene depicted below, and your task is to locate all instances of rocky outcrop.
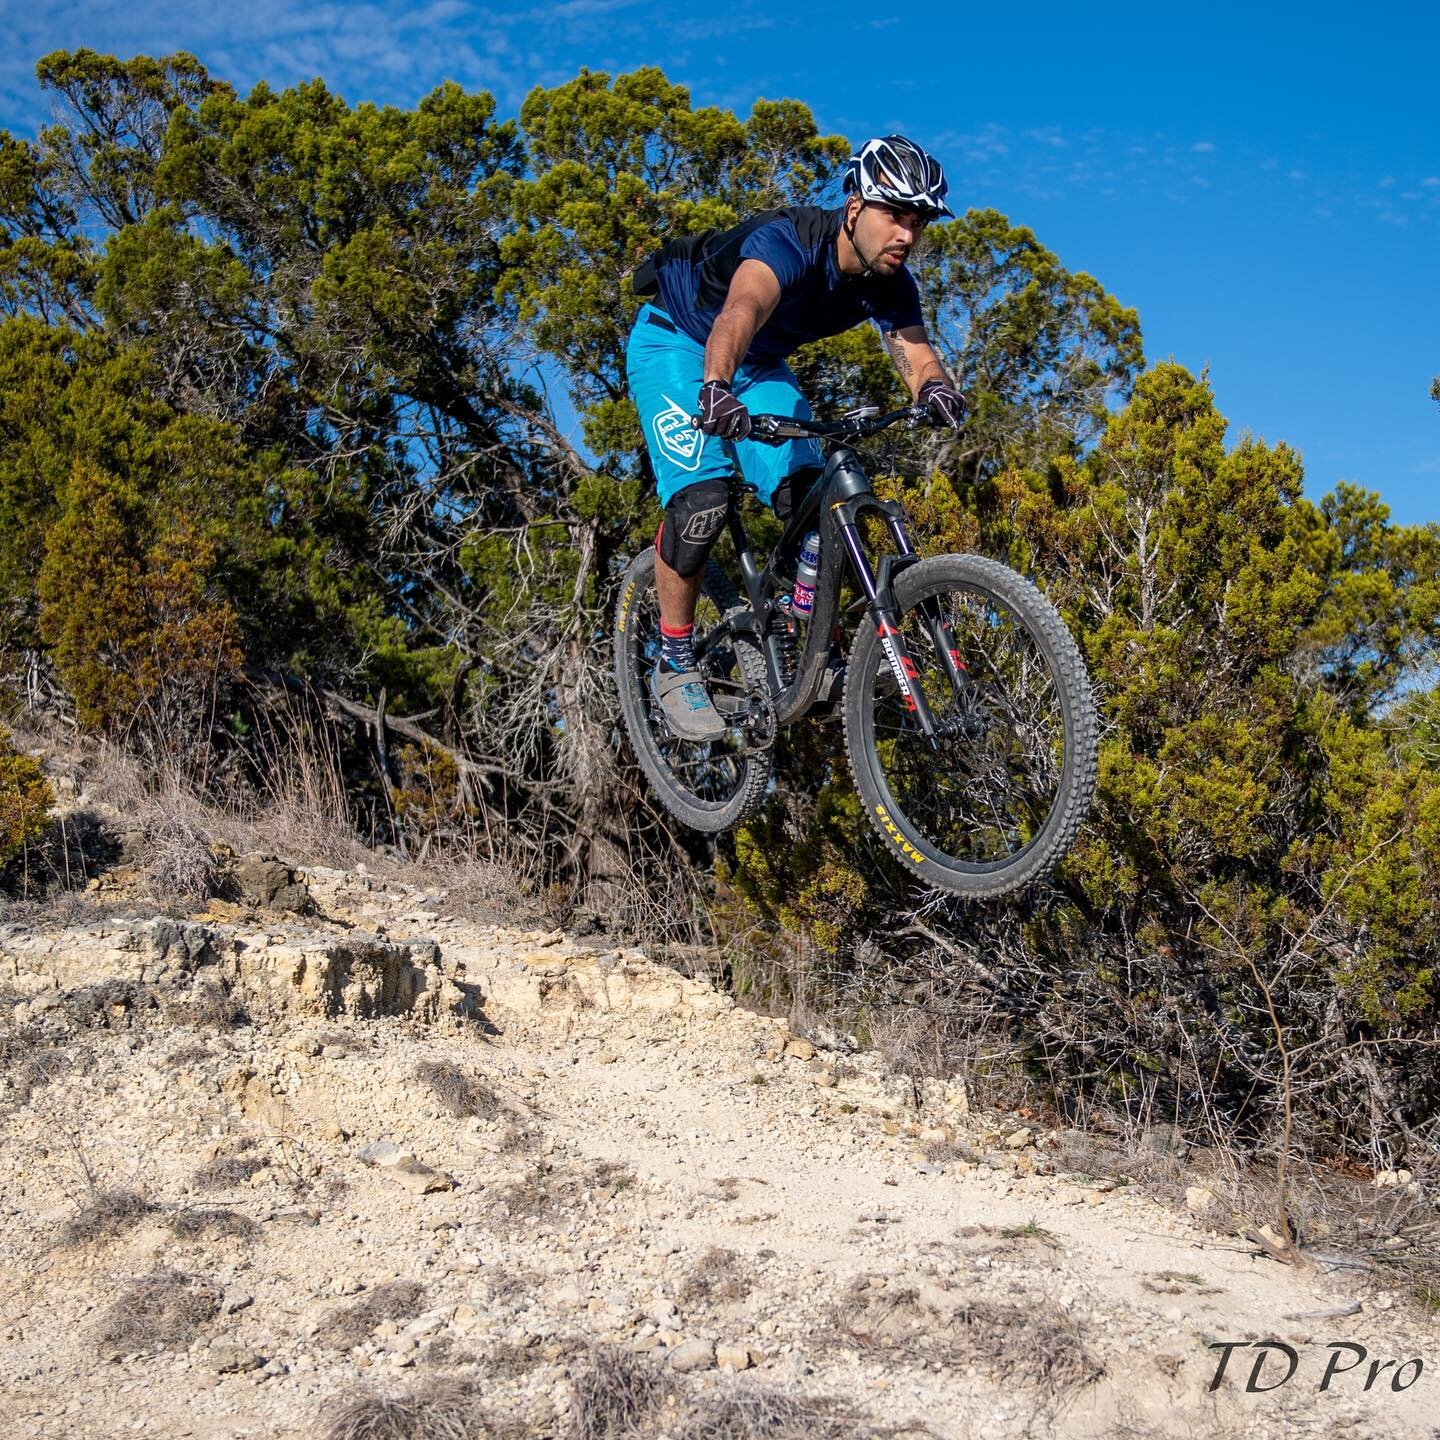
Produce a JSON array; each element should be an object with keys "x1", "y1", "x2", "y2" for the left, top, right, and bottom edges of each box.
[{"x1": 0, "y1": 916, "x2": 473, "y2": 1026}]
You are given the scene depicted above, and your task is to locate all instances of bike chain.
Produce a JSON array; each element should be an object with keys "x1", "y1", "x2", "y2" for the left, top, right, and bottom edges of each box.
[{"x1": 707, "y1": 676, "x2": 778, "y2": 755}]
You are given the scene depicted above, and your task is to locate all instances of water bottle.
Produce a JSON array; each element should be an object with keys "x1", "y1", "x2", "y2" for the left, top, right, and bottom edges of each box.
[{"x1": 791, "y1": 531, "x2": 821, "y2": 618}]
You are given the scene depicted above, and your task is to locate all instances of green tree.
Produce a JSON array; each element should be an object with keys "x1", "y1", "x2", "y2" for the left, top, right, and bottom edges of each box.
[
  {"x1": 0, "y1": 723, "x2": 51, "y2": 870},
  {"x1": 36, "y1": 456, "x2": 242, "y2": 734}
]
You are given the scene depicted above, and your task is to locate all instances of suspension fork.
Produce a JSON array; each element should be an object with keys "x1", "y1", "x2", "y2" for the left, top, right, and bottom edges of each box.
[
  {"x1": 831, "y1": 504, "x2": 948, "y2": 751},
  {"x1": 864, "y1": 502, "x2": 971, "y2": 702}
]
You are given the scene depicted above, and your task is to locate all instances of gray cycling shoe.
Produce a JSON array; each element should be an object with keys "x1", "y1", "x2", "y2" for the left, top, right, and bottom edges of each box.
[{"x1": 650, "y1": 662, "x2": 727, "y2": 741}]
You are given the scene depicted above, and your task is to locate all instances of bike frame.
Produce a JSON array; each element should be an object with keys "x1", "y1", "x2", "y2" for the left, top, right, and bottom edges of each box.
[{"x1": 695, "y1": 408, "x2": 970, "y2": 748}]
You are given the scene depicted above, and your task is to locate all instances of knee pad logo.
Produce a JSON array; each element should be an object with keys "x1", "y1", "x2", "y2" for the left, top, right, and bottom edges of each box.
[
  {"x1": 653, "y1": 394, "x2": 705, "y2": 472},
  {"x1": 681, "y1": 505, "x2": 727, "y2": 543}
]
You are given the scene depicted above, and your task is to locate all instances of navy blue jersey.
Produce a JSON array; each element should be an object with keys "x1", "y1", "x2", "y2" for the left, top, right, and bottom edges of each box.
[{"x1": 634, "y1": 206, "x2": 924, "y2": 365}]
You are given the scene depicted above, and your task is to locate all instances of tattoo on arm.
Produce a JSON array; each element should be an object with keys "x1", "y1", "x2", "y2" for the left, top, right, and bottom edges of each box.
[{"x1": 885, "y1": 331, "x2": 913, "y2": 380}]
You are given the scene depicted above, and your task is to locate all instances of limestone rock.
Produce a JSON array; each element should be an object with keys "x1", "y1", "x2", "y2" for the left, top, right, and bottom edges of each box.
[
  {"x1": 667, "y1": 1339, "x2": 716, "y2": 1372},
  {"x1": 207, "y1": 1341, "x2": 265, "y2": 1374},
  {"x1": 233, "y1": 854, "x2": 311, "y2": 914},
  {"x1": 716, "y1": 1342, "x2": 752, "y2": 1371}
]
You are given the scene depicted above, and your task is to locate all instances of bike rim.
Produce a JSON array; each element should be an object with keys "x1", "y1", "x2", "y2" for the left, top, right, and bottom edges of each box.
[
  {"x1": 628, "y1": 585, "x2": 759, "y2": 807},
  {"x1": 863, "y1": 582, "x2": 1068, "y2": 870}
]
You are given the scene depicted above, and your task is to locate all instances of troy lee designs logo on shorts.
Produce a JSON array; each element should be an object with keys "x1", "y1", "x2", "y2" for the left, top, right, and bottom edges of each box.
[{"x1": 653, "y1": 394, "x2": 706, "y2": 472}]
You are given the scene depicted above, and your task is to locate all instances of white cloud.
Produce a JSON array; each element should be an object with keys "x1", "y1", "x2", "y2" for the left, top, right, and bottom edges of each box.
[
  {"x1": 0, "y1": 0, "x2": 689, "y2": 127},
  {"x1": 1191, "y1": 140, "x2": 1215, "y2": 153}
]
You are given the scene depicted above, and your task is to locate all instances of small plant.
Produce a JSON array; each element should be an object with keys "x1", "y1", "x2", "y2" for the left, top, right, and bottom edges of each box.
[
  {"x1": 672, "y1": 1385, "x2": 868, "y2": 1440},
  {"x1": 414, "y1": 1059, "x2": 499, "y2": 1120},
  {"x1": 165, "y1": 1207, "x2": 261, "y2": 1241},
  {"x1": 145, "y1": 811, "x2": 219, "y2": 909},
  {"x1": 566, "y1": 1345, "x2": 670, "y2": 1440},
  {"x1": 497, "y1": 1160, "x2": 633, "y2": 1225},
  {"x1": 169, "y1": 979, "x2": 246, "y2": 1030},
  {"x1": 94, "y1": 1269, "x2": 219, "y2": 1354},
  {"x1": 61, "y1": 1187, "x2": 157, "y2": 1244},
  {"x1": 192, "y1": 1150, "x2": 266, "y2": 1189},
  {"x1": 323, "y1": 1380, "x2": 497, "y2": 1440},
  {"x1": 995, "y1": 1220, "x2": 1061, "y2": 1247},
  {"x1": 0, "y1": 726, "x2": 53, "y2": 873},
  {"x1": 11, "y1": 1045, "x2": 79, "y2": 1105},
  {"x1": 317, "y1": 1281, "x2": 427, "y2": 1351},
  {"x1": 678, "y1": 1248, "x2": 752, "y2": 1306}
]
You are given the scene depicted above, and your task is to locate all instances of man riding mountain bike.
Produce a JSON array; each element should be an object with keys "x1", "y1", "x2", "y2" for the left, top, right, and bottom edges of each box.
[{"x1": 626, "y1": 134, "x2": 967, "y2": 741}]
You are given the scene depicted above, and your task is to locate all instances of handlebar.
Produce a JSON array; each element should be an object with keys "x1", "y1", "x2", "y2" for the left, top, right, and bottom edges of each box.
[{"x1": 688, "y1": 404, "x2": 935, "y2": 447}]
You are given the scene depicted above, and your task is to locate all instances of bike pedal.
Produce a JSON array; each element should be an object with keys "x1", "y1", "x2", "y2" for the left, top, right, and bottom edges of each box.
[{"x1": 712, "y1": 693, "x2": 749, "y2": 719}]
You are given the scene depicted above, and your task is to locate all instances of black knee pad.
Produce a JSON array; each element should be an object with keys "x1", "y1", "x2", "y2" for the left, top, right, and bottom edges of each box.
[
  {"x1": 771, "y1": 465, "x2": 822, "y2": 525},
  {"x1": 659, "y1": 479, "x2": 730, "y2": 579}
]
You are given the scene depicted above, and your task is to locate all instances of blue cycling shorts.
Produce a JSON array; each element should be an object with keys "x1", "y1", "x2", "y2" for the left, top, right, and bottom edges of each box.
[{"x1": 625, "y1": 304, "x2": 823, "y2": 508}]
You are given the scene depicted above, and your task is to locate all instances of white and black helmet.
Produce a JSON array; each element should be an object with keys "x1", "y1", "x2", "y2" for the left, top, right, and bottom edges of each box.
[{"x1": 843, "y1": 134, "x2": 953, "y2": 219}]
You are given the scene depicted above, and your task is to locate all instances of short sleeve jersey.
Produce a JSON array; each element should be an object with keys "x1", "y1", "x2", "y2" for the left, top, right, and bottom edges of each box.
[{"x1": 648, "y1": 206, "x2": 924, "y2": 365}]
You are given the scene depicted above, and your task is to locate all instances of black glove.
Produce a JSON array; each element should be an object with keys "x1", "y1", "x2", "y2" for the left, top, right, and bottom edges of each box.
[
  {"x1": 696, "y1": 380, "x2": 752, "y2": 440},
  {"x1": 919, "y1": 378, "x2": 966, "y2": 430}
]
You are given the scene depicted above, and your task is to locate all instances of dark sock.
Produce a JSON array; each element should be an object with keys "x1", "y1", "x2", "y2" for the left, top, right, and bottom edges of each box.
[{"x1": 660, "y1": 622, "x2": 696, "y2": 673}]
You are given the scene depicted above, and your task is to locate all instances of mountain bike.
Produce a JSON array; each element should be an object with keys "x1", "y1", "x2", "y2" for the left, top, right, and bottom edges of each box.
[{"x1": 613, "y1": 405, "x2": 1098, "y2": 898}]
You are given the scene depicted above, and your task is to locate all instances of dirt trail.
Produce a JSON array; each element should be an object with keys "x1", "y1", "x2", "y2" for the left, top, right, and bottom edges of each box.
[{"x1": 1, "y1": 864, "x2": 1434, "y2": 1439}]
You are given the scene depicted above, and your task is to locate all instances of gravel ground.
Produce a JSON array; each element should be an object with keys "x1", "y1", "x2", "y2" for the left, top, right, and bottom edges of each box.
[{"x1": 0, "y1": 863, "x2": 1435, "y2": 1439}]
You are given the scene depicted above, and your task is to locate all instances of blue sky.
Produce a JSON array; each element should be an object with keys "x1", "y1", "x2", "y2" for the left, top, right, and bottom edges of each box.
[{"x1": 3, "y1": 0, "x2": 1438, "y2": 523}]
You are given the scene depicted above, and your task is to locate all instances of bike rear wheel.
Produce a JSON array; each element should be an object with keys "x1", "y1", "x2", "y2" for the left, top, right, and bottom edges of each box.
[
  {"x1": 613, "y1": 547, "x2": 774, "y2": 834},
  {"x1": 843, "y1": 553, "x2": 1097, "y2": 897}
]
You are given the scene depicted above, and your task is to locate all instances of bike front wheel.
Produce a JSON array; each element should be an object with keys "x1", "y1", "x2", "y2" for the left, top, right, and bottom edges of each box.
[
  {"x1": 843, "y1": 554, "x2": 1097, "y2": 898},
  {"x1": 613, "y1": 547, "x2": 774, "y2": 834}
]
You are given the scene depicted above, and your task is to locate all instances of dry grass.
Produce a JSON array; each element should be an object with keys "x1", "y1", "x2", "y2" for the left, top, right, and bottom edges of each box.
[
  {"x1": 61, "y1": 1187, "x2": 158, "y2": 1244},
  {"x1": 165, "y1": 1206, "x2": 261, "y2": 1242},
  {"x1": 671, "y1": 1385, "x2": 878, "y2": 1440},
  {"x1": 566, "y1": 1345, "x2": 670, "y2": 1440},
  {"x1": 8, "y1": 1043, "x2": 82, "y2": 1104},
  {"x1": 828, "y1": 1280, "x2": 1101, "y2": 1395},
  {"x1": 1052, "y1": 1128, "x2": 1186, "y2": 1198},
  {"x1": 920, "y1": 1136, "x2": 980, "y2": 1165},
  {"x1": 317, "y1": 1281, "x2": 428, "y2": 1351},
  {"x1": 84, "y1": 726, "x2": 367, "y2": 873},
  {"x1": 192, "y1": 1140, "x2": 265, "y2": 1190},
  {"x1": 415, "y1": 1059, "x2": 500, "y2": 1120},
  {"x1": 144, "y1": 811, "x2": 219, "y2": 909},
  {"x1": 95, "y1": 1268, "x2": 219, "y2": 1354},
  {"x1": 479, "y1": 1338, "x2": 547, "y2": 1381},
  {"x1": 496, "y1": 1118, "x2": 540, "y2": 1155},
  {"x1": 496, "y1": 1160, "x2": 633, "y2": 1226},
  {"x1": 953, "y1": 1298, "x2": 1100, "y2": 1389},
  {"x1": 990, "y1": 1220, "x2": 1062, "y2": 1248},
  {"x1": 167, "y1": 978, "x2": 247, "y2": 1030},
  {"x1": 322, "y1": 1380, "x2": 498, "y2": 1440},
  {"x1": 677, "y1": 1248, "x2": 753, "y2": 1307},
  {"x1": 167, "y1": 1039, "x2": 214, "y2": 1066},
  {"x1": 406, "y1": 853, "x2": 537, "y2": 927}
]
